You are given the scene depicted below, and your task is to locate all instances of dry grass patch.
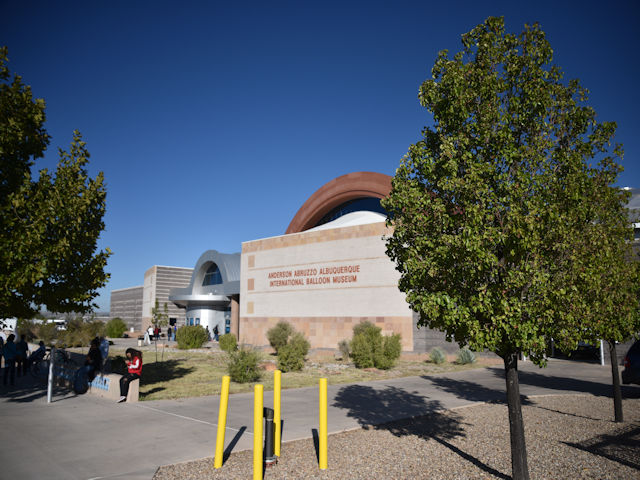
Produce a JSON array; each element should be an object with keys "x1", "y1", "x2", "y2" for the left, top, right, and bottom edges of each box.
[{"x1": 107, "y1": 348, "x2": 497, "y2": 401}]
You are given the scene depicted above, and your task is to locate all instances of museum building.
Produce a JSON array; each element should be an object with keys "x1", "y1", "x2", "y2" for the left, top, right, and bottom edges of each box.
[{"x1": 168, "y1": 172, "x2": 449, "y2": 352}]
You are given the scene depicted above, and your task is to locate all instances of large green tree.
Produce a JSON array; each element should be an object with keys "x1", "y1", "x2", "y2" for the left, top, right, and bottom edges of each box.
[
  {"x1": 0, "y1": 46, "x2": 111, "y2": 319},
  {"x1": 383, "y1": 17, "x2": 626, "y2": 480},
  {"x1": 572, "y1": 174, "x2": 640, "y2": 422}
]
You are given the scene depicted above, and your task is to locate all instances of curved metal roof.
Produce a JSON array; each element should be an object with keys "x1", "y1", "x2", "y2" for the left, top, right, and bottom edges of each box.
[{"x1": 169, "y1": 250, "x2": 240, "y2": 308}]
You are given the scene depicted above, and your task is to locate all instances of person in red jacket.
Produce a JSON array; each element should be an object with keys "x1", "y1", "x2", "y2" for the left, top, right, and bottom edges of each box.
[{"x1": 118, "y1": 348, "x2": 142, "y2": 403}]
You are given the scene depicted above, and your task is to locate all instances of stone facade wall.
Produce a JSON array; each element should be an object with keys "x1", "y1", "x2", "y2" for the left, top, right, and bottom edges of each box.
[{"x1": 240, "y1": 221, "x2": 415, "y2": 351}]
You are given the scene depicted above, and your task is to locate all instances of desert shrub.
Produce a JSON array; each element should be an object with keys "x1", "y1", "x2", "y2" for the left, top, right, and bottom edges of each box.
[
  {"x1": 176, "y1": 325, "x2": 208, "y2": 349},
  {"x1": 58, "y1": 317, "x2": 93, "y2": 347},
  {"x1": 85, "y1": 319, "x2": 105, "y2": 339},
  {"x1": 456, "y1": 347, "x2": 476, "y2": 365},
  {"x1": 338, "y1": 339, "x2": 351, "y2": 361},
  {"x1": 219, "y1": 333, "x2": 238, "y2": 352},
  {"x1": 350, "y1": 322, "x2": 401, "y2": 370},
  {"x1": 16, "y1": 319, "x2": 37, "y2": 341},
  {"x1": 106, "y1": 317, "x2": 128, "y2": 338},
  {"x1": 266, "y1": 321, "x2": 294, "y2": 353},
  {"x1": 350, "y1": 332, "x2": 378, "y2": 368},
  {"x1": 383, "y1": 333, "x2": 402, "y2": 362},
  {"x1": 352, "y1": 320, "x2": 378, "y2": 338},
  {"x1": 36, "y1": 322, "x2": 58, "y2": 345},
  {"x1": 277, "y1": 331, "x2": 310, "y2": 372},
  {"x1": 227, "y1": 347, "x2": 261, "y2": 383},
  {"x1": 430, "y1": 347, "x2": 446, "y2": 364}
]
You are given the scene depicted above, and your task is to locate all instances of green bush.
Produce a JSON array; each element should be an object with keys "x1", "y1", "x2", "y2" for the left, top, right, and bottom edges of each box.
[
  {"x1": 430, "y1": 347, "x2": 446, "y2": 364},
  {"x1": 350, "y1": 322, "x2": 401, "y2": 370},
  {"x1": 338, "y1": 339, "x2": 351, "y2": 361},
  {"x1": 219, "y1": 333, "x2": 238, "y2": 352},
  {"x1": 227, "y1": 347, "x2": 261, "y2": 383},
  {"x1": 350, "y1": 332, "x2": 378, "y2": 368},
  {"x1": 352, "y1": 320, "x2": 377, "y2": 337},
  {"x1": 266, "y1": 321, "x2": 294, "y2": 353},
  {"x1": 383, "y1": 333, "x2": 402, "y2": 362},
  {"x1": 176, "y1": 325, "x2": 209, "y2": 349},
  {"x1": 456, "y1": 347, "x2": 476, "y2": 365},
  {"x1": 106, "y1": 317, "x2": 128, "y2": 338},
  {"x1": 277, "y1": 331, "x2": 310, "y2": 372}
]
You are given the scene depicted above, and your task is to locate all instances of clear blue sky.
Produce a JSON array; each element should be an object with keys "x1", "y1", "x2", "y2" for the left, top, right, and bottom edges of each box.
[{"x1": 2, "y1": 1, "x2": 639, "y2": 312}]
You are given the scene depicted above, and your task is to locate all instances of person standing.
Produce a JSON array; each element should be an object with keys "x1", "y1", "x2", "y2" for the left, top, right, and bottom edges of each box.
[
  {"x1": 84, "y1": 338, "x2": 102, "y2": 382},
  {"x1": 3, "y1": 334, "x2": 17, "y2": 386},
  {"x1": 118, "y1": 348, "x2": 142, "y2": 403},
  {"x1": 167, "y1": 326, "x2": 172, "y2": 342},
  {"x1": 15, "y1": 334, "x2": 28, "y2": 376},
  {"x1": 213, "y1": 325, "x2": 219, "y2": 342},
  {"x1": 0, "y1": 337, "x2": 4, "y2": 369}
]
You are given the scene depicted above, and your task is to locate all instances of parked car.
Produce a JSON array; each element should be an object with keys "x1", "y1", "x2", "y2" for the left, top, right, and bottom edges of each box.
[{"x1": 621, "y1": 340, "x2": 640, "y2": 385}]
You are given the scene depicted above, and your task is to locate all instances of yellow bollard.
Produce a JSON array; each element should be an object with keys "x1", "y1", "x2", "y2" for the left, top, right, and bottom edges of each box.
[
  {"x1": 253, "y1": 384, "x2": 264, "y2": 480},
  {"x1": 274, "y1": 369, "x2": 281, "y2": 457},
  {"x1": 214, "y1": 375, "x2": 231, "y2": 468},
  {"x1": 319, "y1": 377, "x2": 328, "y2": 470}
]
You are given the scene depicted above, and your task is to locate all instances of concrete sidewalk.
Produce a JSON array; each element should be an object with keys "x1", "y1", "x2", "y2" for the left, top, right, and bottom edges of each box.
[{"x1": 0, "y1": 358, "x2": 636, "y2": 480}]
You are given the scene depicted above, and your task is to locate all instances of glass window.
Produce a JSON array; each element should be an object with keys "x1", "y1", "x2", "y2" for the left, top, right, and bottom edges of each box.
[
  {"x1": 195, "y1": 318, "x2": 200, "y2": 325},
  {"x1": 202, "y1": 263, "x2": 223, "y2": 286},
  {"x1": 313, "y1": 197, "x2": 387, "y2": 229}
]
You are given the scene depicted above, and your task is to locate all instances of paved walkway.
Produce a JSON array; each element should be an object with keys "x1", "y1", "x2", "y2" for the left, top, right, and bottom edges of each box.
[{"x1": 0, "y1": 358, "x2": 637, "y2": 480}]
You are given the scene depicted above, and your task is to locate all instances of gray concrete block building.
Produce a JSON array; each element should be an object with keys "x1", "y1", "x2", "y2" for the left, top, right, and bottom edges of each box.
[
  {"x1": 110, "y1": 266, "x2": 193, "y2": 332},
  {"x1": 110, "y1": 286, "x2": 144, "y2": 332}
]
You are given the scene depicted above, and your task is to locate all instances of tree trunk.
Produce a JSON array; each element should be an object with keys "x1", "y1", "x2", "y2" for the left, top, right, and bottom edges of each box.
[
  {"x1": 608, "y1": 340, "x2": 623, "y2": 422},
  {"x1": 504, "y1": 352, "x2": 530, "y2": 480}
]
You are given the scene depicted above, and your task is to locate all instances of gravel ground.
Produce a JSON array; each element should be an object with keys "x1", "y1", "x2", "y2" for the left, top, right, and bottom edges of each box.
[{"x1": 154, "y1": 394, "x2": 640, "y2": 480}]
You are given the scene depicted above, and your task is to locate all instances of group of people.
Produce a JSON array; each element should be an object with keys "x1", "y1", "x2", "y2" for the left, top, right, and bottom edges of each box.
[
  {"x1": 1, "y1": 334, "x2": 47, "y2": 386},
  {"x1": 144, "y1": 325, "x2": 177, "y2": 344}
]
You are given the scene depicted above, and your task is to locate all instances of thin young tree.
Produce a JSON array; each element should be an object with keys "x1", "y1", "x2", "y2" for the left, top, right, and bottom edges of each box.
[
  {"x1": 151, "y1": 300, "x2": 169, "y2": 362},
  {"x1": 383, "y1": 17, "x2": 625, "y2": 480}
]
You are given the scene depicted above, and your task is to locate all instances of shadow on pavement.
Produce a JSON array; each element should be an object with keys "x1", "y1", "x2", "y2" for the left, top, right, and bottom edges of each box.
[
  {"x1": 311, "y1": 428, "x2": 319, "y2": 464},
  {"x1": 332, "y1": 384, "x2": 509, "y2": 479},
  {"x1": 223, "y1": 426, "x2": 247, "y2": 464},
  {"x1": 0, "y1": 377, "x2": 48, "y2": 403},
  {"x1": 0, "y1": 374, "x2": 78, "y2": 403},
  {"x1": 492, "y1": 367, "x2": 640, "y2": 399},
  {"x1": 425, "y1": 371, "x2": 510, "y2": 404}
]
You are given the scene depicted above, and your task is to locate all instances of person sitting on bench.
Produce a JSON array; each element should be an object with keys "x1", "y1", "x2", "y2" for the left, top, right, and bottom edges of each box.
[{"x1": 117, "y1": 348, "x2": 142, "y2": 403}]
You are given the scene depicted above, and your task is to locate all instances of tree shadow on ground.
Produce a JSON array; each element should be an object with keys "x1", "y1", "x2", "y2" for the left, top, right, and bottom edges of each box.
[
  {"x1": 424, "y1": 373, "x2": 532, "y2": 408},
  {"x1": 490, "y1": 368, "x2": 640, "y2": 399},
  {"x1": 0, "y1": 376, "x2": 48, "y2": 403},
  {"x1": 332, "y1": 384, "x2": 510, "y2": 479},
  {"x1": 0, "y1": 374, "x2": 78, "y2": 403},
  {"x1": 137, "y1": 359, "x2": 194, "y2": 387},
  {"x1": 564, "y1": 424, "x2": 640, "y2": 470}
]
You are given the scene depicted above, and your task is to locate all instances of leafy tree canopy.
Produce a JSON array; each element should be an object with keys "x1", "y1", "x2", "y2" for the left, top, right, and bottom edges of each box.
[
  {"x1": 0, "y1": 46, "x2": 111, "y2": 319},
  {"x1": 382, "y1": 16, "x2": 626, "y2": 367}
]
